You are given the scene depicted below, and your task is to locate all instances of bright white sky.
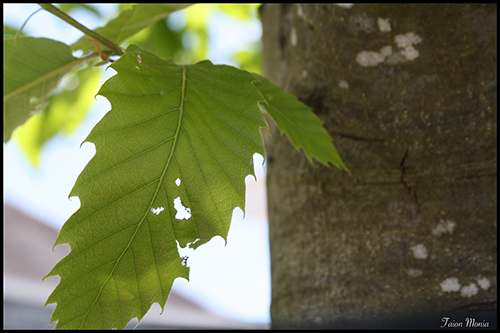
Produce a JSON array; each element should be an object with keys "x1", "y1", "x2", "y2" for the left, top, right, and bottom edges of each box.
[{"x1": 3, "y1": 4, "x2": 270, "y2": 325}]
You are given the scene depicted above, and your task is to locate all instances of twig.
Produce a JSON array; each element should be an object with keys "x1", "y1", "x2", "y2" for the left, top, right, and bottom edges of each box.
[
  {"x1": 14, "y1": 8, "x2": 43, "y2": 45},
  {"x1": 37, "y1": 3, "x2": 124, "y2": 56}
]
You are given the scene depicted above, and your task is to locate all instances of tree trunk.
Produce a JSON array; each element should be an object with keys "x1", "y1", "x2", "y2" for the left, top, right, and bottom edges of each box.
[{"x1": 261, "y1": 4, "x2": 496, "y2": 329}]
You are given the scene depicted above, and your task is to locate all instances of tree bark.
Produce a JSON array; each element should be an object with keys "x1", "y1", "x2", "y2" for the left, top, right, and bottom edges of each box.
[{"x1": 261, "y1": 4, "x2": 496, "y2": 329}]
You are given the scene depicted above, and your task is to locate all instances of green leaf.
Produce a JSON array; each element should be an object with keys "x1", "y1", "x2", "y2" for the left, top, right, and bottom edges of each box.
[
  {"x1": 3, "y1": 37, "x2": 84, "y2": 142},
  {"x1": 13, "y1": 66, "x2": 101, "y2": 167},
  {"x1": 71, "y1": 4, "x2": 190, "y2": 54},
  {"x1": 45, "y1": 44, "x2": 267, "y2": 329},
  {"x1": 127, "y1": 17, "x2": 184, "y2": 60},
  {"x1": 3, "y1": 24, "x2": 23, "y2": 37},
  {"x1": 254, "y1": 74, "x2": 349, "y2": 171}
]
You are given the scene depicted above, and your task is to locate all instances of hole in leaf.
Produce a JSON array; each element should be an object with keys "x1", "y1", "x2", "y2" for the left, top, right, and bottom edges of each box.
[
  {"x1": 150, "y1": 207, "x2": 165, "y2": 215},
  {"x1": 175, "y1": 178, "x2": 181, "y2": 186},
  {"x1": 186, "y1": 238, "x2": 200, "y2": 248},
  {"x1": 176, "y1": 239, "x2": 197, "y2": 267},
  {"x1": 29, "y1": 96, "x2": 40, "y2": 105},
  {"x1": 181, "y1": 255, "x2": 189, "y2": 267},
  {"x1": 174, "y1": 197, "x2": 191, "y2": 220}
]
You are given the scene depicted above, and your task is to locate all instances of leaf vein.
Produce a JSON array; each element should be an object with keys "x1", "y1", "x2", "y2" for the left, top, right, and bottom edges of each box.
[
  {"x1": 74, "y1": 135, "x2": 175, "y2": 193},
  {"x1": 82, "y1": 64, "x2": 186, "y2": 326}
]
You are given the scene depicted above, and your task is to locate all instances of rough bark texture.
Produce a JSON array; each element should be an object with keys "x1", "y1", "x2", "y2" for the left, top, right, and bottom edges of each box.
[{"x1": 261, "y1": 4, "x2": 496, "y2": 329}]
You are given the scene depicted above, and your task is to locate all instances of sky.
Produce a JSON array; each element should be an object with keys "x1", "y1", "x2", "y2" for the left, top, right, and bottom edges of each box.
[{"x1": 3, "y1": 4, "x2": 270, "y2": 325}]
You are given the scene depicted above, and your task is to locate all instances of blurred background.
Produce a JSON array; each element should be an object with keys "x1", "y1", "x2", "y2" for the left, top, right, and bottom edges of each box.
[{"x1": 3, "y1": 3, "x2": 270, "y2": 329}]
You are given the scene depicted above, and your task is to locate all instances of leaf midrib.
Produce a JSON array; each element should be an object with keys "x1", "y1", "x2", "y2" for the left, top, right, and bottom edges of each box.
[{"x1": 79, "y1": 65, "x2": 186, "y2": 329}]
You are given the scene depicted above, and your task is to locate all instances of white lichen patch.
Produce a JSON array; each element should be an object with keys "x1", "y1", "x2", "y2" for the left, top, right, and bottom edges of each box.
[
  {"x1": 338, "y1": 80, "x2": 349, "y2": 89},
  {"x1": 395, "y1": 32, "x2": 422, "y2": 61},
  {"x1": 150, "y1": 207, "x2": 165, "y2": 215},
  {"x1": 477, "y1": 277, "x2": 491, "y2": 290},
  {"x1": 379, "y1": 45, "x2": 393, "y2": 57},
  {"x1": 460, "y1": 283, "x2": 479, "y2": 298},
  {"x1": 334, "y1": 4, "x2": 354, "y2": 9},
  {"x1": 296, "y1": 4, "x2": 305, "y2": 18},
  {"x1": 400, "y1": 46, "x2": 420, "y2": 61},
  {"x1": 356, "y1": 32, "x2": 423, "y2": 67},
  {"x1": 356, "y1": 50, "x2": 386, "y2": 67},
  {"x1": 411, "y1": 244, "x2": 428, "y2": 259},
  {"x1": 395, "y1": 32, "x2": 423, "y2": 49},
  {"x1": 377, "y1": 17, "x2": 391, "y2": 32},
  {"x1": 440, "y1": 277, "x2": 461, "y2": 293},
  {"x1": 407, "y1": 268, "x2": 423, "y2": 277},
  {"x1": 291, "y1": 27, "x2": 297, "y2": 47},
  {"x1": 432, "y1": 219, "x2": 457, "y2": 236}
]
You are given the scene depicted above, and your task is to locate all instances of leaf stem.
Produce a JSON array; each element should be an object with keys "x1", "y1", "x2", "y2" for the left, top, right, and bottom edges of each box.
[
  {"x1": 37, "y1": 3, "x2": 124, "y2": 56},
  {"x1": 15, "y1": 8, "x2": 43, "y2": 45}
]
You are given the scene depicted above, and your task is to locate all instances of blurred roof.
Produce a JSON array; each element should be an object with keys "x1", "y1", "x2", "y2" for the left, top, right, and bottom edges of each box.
[{"x1": 3, "y1": 202, "x2": 266, "y2": 329}]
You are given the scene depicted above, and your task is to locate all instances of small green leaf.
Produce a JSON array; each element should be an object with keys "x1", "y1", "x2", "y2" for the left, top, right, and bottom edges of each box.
[
  {"x1": 254, "y1": 74, "x2": 348, "y2": 171},
  {"x1": 71, "y1": 4, "x2": 190, "y2": 54},
  {"x1": 45, "y1": 44, "x2": 267, "y2": 329},
  {"x1": 13, "y1": 66, "x2": 101, "y2": 167},
  {"x1": 3, "y1": 37, "x2": 82, "y2": 142}
]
